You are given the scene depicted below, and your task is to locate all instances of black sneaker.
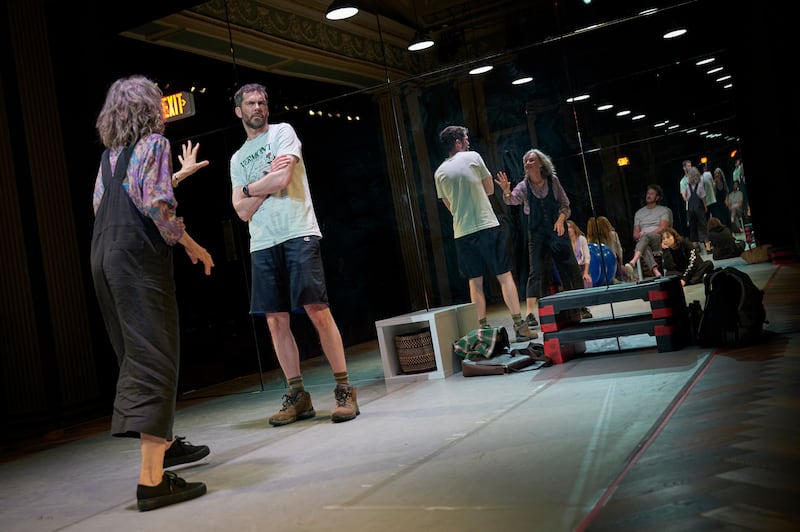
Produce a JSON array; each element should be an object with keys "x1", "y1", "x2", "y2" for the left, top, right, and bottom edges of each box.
[
  {"x1": 163, "y1": 436, "x2": 210, "y2": 468},
  {"x1": 525, "y1": 313, "x2": 539, "y2": 328},
  {"x1": 137, "y1": 471, "x2": 206, "y2": 511}
]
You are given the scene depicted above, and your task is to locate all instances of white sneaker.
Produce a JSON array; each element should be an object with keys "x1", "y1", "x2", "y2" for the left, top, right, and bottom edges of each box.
[{"x1": 624, "y1": 263, "x2": 636, "y2": 281}]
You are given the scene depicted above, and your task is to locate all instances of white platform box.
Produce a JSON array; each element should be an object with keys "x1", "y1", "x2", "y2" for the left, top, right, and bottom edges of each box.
[{"x1": 375, "y1": 303, "x2": 477, "y2": 381}]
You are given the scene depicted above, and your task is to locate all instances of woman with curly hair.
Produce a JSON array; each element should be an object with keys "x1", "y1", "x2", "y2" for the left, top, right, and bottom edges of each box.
[
  {"x1": 496, "y1": 149, "x2": 583, "y2": 326},
  {"x1": 92, "y1": 75, "x2": 214, "y2": 511}
]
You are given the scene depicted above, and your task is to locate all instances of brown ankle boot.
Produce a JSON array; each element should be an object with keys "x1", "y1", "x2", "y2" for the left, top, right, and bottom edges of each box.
[
  {"x1": 269, "y1": 389, "x2": 315, "y2": 426},
  {"x1": 331, "y1": 384, "x2": 359, "y2": 423}
]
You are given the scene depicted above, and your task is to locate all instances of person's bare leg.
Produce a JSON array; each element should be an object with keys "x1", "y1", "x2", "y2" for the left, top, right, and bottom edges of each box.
[
  {"x1": 305, "y1": 303, "x2": 357, "y2": 422},
  {"x1": 468, "y1": 277, "x2": 486, "y2": 320},
  {"x1": 305, "y1": 304, "x2": 346, "y2": 374},
  {"x1": 266, "y1": 312, "x2": 302, "y2": 379},
  {"x1": 497, "y1": 271, "x2": 521, "y2": 315},
  {"x1": 140, "y1": 433, "x2": 167, "y2": 486},
  {"x1": 526, "y1": 297, "x2": 538, "y2": 317}
]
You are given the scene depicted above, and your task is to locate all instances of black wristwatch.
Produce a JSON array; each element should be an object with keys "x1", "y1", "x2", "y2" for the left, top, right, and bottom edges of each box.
[{"x1": 242, "y1": 184, "x2": 251, "y2": 197}]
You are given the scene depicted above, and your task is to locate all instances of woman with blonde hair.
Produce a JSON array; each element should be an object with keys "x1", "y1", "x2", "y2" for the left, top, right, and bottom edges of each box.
[
  {"x1": 567, "y1": 220, "x2": 593, "y2": 319},
  {"x1": 567, "y1": 220, "x2": 592, "y2": 288},
  {"x1": 683, "y1": 166, "x2": 710, "y2": 252},
  {"x1": 586, "y1": 216, "x2": 628, "y2": 282}
]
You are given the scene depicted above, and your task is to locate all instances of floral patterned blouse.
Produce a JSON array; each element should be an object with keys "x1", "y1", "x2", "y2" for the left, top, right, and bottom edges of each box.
[{"x1": 92, "y1": 133, "x2": 185, "y2": 245}]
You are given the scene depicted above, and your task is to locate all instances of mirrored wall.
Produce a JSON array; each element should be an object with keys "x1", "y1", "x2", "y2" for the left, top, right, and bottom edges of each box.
[{"x1": 98, "y1": 0, "x2": 747, "y2": 386}]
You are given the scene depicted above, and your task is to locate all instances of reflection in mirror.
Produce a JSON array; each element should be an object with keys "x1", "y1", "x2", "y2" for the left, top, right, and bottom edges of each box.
[
  {"x1": 121, "y1": 1, "x2": 744, "y2": 364},
  {"x1": 315, "y1": 1, "x2": 743, "y2": 319}
]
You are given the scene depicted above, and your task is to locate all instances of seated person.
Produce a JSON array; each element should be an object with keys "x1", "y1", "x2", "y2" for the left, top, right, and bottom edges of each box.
[
  {"x1": 707, "y1": 217, "x2": 745, "y2": 260},
  {"x1": 660, "y1": 227, "x2": 714, "y2": 286},
  {"x1": 587, "y1": 215, "x2": 628, "y2": 282},
  {"x1": 726, "y1": 180, "x2": 745, "y2": 232},
  {"x1": 625, "y1": 184, "x2": 673, "y2": 279}
]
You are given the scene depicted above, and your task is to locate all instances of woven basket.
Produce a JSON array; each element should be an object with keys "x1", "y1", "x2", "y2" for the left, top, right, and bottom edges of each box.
[{"x1": 394, "y1": 329, "x2": 436, "y2": 374}]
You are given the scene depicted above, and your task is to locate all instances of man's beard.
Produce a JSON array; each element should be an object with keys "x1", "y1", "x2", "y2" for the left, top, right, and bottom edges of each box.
[{"x1": 245, "y1": 114, "x2": 265, "y2": 129}]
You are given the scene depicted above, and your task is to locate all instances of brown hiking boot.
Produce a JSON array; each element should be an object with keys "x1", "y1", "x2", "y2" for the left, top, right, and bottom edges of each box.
[
  {"x1": 269, "y1": 389, "x2": 315, "y2": 426},
  {"x1": 514, "y1": 322, "x2": 538, "y2": 342},
  {"x1": 331, "y1": 384, "x2": 360, "y2": 423}
]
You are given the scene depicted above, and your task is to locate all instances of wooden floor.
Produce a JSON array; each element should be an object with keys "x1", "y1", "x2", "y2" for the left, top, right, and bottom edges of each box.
[
  {"x1": 582, "y1": 263, "x2": 800, "y2": 531},
  {"x1": 2, "y1": 263, "x2": 797, "y2": 532}
]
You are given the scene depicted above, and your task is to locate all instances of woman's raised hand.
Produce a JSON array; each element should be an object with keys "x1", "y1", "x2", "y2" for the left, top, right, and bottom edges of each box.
[{"x1": 494, "y1": 171, "x2": 511, "y2": 193}]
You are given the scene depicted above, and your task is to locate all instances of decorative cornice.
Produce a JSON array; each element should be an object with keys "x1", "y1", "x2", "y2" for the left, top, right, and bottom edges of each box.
[{"x1": 193, "y1": 0, "x2": 427, "y2": 75}]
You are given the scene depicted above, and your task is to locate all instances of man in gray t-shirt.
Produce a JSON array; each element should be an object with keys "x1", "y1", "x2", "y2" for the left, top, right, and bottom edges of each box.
[{"x1": 625, "y1": 184, "x2": 672, "y2": 279}]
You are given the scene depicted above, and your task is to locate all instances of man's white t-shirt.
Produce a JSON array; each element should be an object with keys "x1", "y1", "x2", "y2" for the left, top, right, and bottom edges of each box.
[
  {"x1": 230, "y1": 123, "x2": 321, "y2": 252},
  {"x1": 434, "y1": 151, "x2": 499, "y2": 239}
]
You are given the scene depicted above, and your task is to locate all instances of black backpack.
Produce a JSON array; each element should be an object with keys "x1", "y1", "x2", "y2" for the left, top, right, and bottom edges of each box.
[{"x1": 696, "y1": 267, "x2": 767, "y2": 347}]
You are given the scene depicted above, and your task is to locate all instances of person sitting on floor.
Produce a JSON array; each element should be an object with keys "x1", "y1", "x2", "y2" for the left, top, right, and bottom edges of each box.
[
  {"x1": 660, "y1": 227, "x2": 714, "y2": 287},
  {"x1": 707, "y1": 216, "x2": 745, "y2": 260}
]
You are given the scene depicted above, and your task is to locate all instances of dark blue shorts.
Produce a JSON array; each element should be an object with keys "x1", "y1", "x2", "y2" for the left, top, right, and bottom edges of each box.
[
  {"x1": 250, "y1": 236, "x2": 329, "y2": 315},
  {"x1": 455, "y1": 226, "x2": 512, "y2": 280}
]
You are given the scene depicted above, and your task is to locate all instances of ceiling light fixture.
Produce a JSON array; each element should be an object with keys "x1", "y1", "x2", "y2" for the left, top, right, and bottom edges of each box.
[
  {"x1": 596, "y1": 104, "x2": 613, "y2": 111},
  {"x1": 407, "y1": 31, "x2": 434, "y2": 51},
  {"x1": 325, "y1": 1, "x2": 359, "y2": 21},
  {"x1": 566, "y1": 94, "x2": 590, "y2": 103},
  {"x1": 512, "y1": 76, "x2": 533, "y2": 86},
  {"x1": 469, "y1": 65, "x2": 493, "y2": 75},
  {"x1": 663, "y1": 28, "x2": 687, "y2": 39}
]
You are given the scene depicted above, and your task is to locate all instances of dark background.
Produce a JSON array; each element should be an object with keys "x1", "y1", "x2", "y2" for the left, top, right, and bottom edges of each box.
[{"x1": 1, "y1": 0, "x2": 796, "y2": 447}]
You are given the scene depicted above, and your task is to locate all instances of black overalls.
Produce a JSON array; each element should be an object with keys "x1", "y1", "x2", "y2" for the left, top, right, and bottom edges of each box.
[
  {"x1": 90, "y1": 142, "x2": 178, "y2": 440},
  {"x1": 525, "y1": 176, "x2": 583, "y2": 299}
]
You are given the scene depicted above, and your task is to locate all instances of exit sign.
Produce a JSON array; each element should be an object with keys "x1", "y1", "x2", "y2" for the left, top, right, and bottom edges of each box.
[{"x1": 162, "y1": 91, "x2": 196, "y2": 122}]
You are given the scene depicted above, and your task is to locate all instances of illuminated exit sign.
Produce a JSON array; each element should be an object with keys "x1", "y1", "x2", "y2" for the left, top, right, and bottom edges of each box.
[{"x1": 162, "y1": 91, "x2": 196, "y2": 122}]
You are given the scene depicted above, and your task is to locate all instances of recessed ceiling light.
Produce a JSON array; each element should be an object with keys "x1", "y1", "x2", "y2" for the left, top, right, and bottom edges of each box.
[
  {"x1": 596, "y1": 104, "x2": 614, "y2": 111},
  {"x1": 696, "y1": 57, "x2": 715, "y2": 66},
  {"x1": 663, "y1": 28, "x2": 687, "y2": 39},
  {"x1": 566, "y1": 94, "x2": 590, "y2": 103},
  {"x1": 716, "y1": 75, "x2": 732, "y2": 82},
  {"x1": 469, "y1": 65, "x2": 493, "y2": 75},
  {"x1": 632, "y1": 114, "x2": 646, "y2": 120},
  {"x1": 616, "y1": 110, "x2": 631, "y2": 117},
  {"x1": 706, "y1": 66, "x2": 724, "y2": 74},
  {"x1": 512, "y1": 76, "x2": 533, "y2": 85}
]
